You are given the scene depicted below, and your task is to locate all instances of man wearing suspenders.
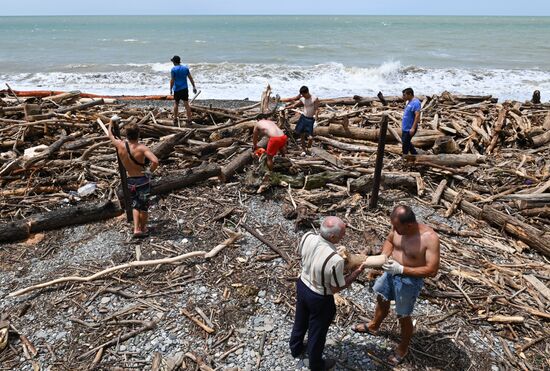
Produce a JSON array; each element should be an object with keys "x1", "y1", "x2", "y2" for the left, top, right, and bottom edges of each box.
[
  {"x1": 107, "y1": 120, "x2": 159, "y2": 237},
  {"x1": 289, "y1": 216, "x2": 368, "y2": 370}
]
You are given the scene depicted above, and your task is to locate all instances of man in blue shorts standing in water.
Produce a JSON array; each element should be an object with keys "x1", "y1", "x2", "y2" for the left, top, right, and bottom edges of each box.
[
  {"x1": 282, "y1": 86, "x2": 320, "y2": 155},
  {"x1": 170, "y1": 55, "x2": 197, "y2": 126},
  {"x1": 401, "y1": 87, "x2": 421, "y2": 155}
]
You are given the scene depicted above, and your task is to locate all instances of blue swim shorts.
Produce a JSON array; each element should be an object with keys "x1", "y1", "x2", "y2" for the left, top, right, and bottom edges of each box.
[
  {"x1": 295, "y1": 114, "x2": 315, "y2": 137},
  {"x1": 373, "y1": 272, "x2": 424, "y2": 317}
]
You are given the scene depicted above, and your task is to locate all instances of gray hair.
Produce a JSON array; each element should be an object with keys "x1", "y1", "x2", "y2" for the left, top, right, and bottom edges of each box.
[{"x1": 320, "y1": 216, "x2": 345, "y2": 240}]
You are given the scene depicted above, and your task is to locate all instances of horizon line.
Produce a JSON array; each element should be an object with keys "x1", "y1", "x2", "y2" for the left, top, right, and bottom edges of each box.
[{"x1": 1, "y1": 14, "x2": 550, "y2": 17}]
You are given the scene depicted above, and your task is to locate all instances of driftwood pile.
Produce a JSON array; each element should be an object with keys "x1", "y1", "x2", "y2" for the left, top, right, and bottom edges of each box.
[{"x1": 0, "y1": 87, "x2": 549, "y2": 369}]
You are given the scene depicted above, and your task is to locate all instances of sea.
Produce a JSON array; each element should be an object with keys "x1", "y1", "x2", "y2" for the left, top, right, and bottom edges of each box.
[{"x1": 1, "y1": 16, "x2": 549, "y2": 101}]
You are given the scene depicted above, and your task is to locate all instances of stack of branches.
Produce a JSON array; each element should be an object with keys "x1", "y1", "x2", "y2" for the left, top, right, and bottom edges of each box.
[{"x1": 0, "y1": 87, "x2": 549, "y2": 369}]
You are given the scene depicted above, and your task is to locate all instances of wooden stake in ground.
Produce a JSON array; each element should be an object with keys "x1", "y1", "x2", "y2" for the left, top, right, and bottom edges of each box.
[{"x1": 369, "y1": 114, "x2": 388, "y2": 209}]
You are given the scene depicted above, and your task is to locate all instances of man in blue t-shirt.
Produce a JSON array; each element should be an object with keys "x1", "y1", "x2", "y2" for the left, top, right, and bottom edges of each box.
[
  {"x1": 401, "y1": 88, "x2": 421, "y2": 155},
  {"x1": 170, "y1": 55, "x2": 197, "y2": 126}
]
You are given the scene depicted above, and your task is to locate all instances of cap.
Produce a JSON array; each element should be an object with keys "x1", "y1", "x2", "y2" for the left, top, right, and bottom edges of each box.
[{"x1": 171, "y1": 55, "x2": 181, "y2": 63}]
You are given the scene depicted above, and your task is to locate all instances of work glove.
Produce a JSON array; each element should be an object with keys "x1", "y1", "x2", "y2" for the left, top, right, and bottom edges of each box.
[
  {"x1": 382, "y1": 260, "x2": 404, "y2": 275},
  {"x1": 193, "y1": 88, "x2": 198, "y2": 94},
  {"x1": 110, "y1": 114, "x2": 121, "y2": 123}
]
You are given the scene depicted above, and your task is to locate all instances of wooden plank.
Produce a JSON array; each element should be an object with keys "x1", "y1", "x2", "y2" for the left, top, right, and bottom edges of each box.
[{"x1": 524, "y1": 275, "x2": 550, "y2": 302}]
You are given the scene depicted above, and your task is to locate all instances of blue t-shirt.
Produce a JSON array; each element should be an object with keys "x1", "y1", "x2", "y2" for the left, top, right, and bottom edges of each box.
[
  {"x1": 402, "y1": 97, "x2": 421, "y2": 131},
  {"x1": 171, "y1": 65, "x2": 189, "y2": 92}
]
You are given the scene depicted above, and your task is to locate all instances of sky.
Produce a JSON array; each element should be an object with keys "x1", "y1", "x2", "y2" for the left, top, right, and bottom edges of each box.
[{"x1": 1, "y1": 0, "x2": 549, "y2": 16}]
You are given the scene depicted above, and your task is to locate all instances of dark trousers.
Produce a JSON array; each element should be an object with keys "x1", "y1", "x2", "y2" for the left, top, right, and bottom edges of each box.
[
  {"x1": 402, "y1": 130, "x2": 418, "y2": 155},
  {"x1": 289, "y1": 279, "x2": 336, "y2": 371}
]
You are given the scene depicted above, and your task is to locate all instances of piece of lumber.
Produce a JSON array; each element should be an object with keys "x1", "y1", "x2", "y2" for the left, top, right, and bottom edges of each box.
[
  {"x1": 487, "y1": 108, "x2": 507, "y2": 154},
  {"x1": 487, "y1": 316, "x2": 524, "y2": 323},
  {"x1": 524, "y1": 275, "x2": 550, "y2": 302},
  {"x1": 310, "y1": 147, "x2": 342, "y2": 167},
  {"x1": 431, "y1": 179, "x2": 448, "y2": 205}
]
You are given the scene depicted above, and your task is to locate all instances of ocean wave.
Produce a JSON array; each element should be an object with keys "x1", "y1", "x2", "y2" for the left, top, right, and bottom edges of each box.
[{"x1": 2, "y1": 61, "x2": 549, "y2": 101}]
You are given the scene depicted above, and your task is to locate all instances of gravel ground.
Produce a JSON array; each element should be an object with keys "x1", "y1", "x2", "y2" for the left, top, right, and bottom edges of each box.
[{"x1": 1, "y1": 186, "x2": 500, "y2": 370}]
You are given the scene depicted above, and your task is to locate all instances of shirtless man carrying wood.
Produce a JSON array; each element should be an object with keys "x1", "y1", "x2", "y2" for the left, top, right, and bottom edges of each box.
[
  {"x1": 107, "y1": 118, "x2": 159, "y2": 237},
  {"x1": 352, "y1": 205, "x2": 440, "y2": 366},
  {"x1": 252, "y1": 119, "x2": 288, "y2": 171},
  {"x1": 281, "y1": 86, "x2": 320, "y2": 155}
]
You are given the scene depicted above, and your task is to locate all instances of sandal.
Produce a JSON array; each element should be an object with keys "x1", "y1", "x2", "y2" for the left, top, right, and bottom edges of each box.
[
  {"x1": 351, "y1": 323, "x2": 379, "y2": 335},
  {"x1": 387, "y1": 350, "x2": 408, "y2": 366}
]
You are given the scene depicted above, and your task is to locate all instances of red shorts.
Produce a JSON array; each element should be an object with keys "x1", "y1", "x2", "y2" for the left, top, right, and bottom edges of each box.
[{"x1": 266, "y1": 135, "x2": 288, "y2": 157}]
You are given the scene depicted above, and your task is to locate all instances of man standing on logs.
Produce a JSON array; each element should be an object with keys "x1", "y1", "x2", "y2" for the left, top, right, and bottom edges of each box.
[
  {"x1": 281, "y1": 86, "x2": 319, "y2": 155},
  {"x1": 290, "y1": 216, "x2": 368, "y2": 371},
  {"x1": 352, "y1": 205, "x2": 440, "y2": 366},
  {"x1": 170, "y1": 55, "x2": 197, "y2": 126},
  {"x1": 107, "y1": 119, "x2": 159, "y2": 237},
  {"x1": 253, "y1": 119, "x2": 288, "y2": 171},
  {"x1": 401, "y1": 87, "x2": 421, "y2": 155}
]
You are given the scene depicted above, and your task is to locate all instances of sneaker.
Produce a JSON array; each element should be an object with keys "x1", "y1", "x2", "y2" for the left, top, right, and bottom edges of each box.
[{"x1": 300, "y1": 151, "x2": 307, "y2": 157}]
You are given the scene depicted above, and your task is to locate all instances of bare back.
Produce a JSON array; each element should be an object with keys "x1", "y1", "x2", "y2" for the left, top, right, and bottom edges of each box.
[
  {"x1": 390, "y1": 224, "x2": 437, "y2": 268},
  {"x1": 257, "y1": 120, "x2": 284, "y2": 138},
  {"x1": 115, "y1": 141, "x2": 148, "y2": 177}
]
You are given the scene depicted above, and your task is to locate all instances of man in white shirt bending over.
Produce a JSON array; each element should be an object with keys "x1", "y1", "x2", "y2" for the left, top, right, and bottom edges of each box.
[{"x1": 282, "y1": 86, "x2": 320, "y2": 155}]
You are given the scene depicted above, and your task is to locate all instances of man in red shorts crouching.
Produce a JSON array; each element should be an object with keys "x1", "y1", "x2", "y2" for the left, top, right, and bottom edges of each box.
[{"x1": 252, "y1": 119, "x2": 288, "y2": 171}]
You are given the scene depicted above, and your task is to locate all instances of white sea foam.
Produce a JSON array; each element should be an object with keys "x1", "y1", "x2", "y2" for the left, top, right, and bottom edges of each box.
[
  {"x1": 2, "y1": 61, "x2": 549, "y2": 101},
  {"x1": 123, "y1": 39, "x2": 138, "y2": 42}
]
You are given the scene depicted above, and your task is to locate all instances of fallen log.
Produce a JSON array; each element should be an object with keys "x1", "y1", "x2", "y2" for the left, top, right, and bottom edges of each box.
[
  {"x1": 151, "y1": 130, "x2": 194, "y2": 160},
  {"x1": 312, "y1": 124, "x2": 443, "y2": 148},
  {"x1": 304, "y1": 171, "x2": 351, "y2": 190},
  {"x1": 220, "y1": 138, "x2": 267, "y2": 182},
  {"x1": 531, "y1": 130, "x2": 550, "y2": 148},
  {"x1": 8, "y1": 232, "x2": 242, "y2": 297},
  {"x1": 350, "y1": 172, "x2": 420, "y2": 194},
  {"x1": 55, "y1": 98, "x2": 104, "y2": 114},
  {"x1": 443, "y1": 187, "x2": 550, "y2": 257},
  {"x1": 0, "y1": 200, "x2": 123, "y2": 244},
  {"x1": 406, "y1": 154, "x2": 486, "y2": 167},
  {"x1": 150, "y1": 164, "x2": 221, "y2": 196}
]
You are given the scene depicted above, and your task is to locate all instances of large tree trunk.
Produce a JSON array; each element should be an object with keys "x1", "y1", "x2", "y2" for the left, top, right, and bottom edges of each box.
[
  {"x1": 531, "y1": 130, "x2": 550, "y2": 148},
  {"x1": 304, "y1": 171, "x2": 351, "y2": 190},
  {"x1": 316, "y1": 136, "x2": 402, "y2": 154},
  {"x1": 406, "y1": 154, "x2": 486, "y2": 167},
  {"x1": 350, "y1": 172, "x2": 420, "y2": 194},
  {"x1": 311, "y1": 124, "x2": 442, "y2": 148},
  {"x1": 220, "y1": 138, "x2": 267, "y2": 182},
  {"x1": 151, "y1": 130, "x2": 194, "y2": 160},
  {"x1": 0, "y1": 221, "x2": 31, "y2": 243},
  {"x1": 0, "y1": 201, "x2": 123, "y2": 244},
  {"x1": 150, "y1": 164, "x2": 221, "y2": 195}
]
